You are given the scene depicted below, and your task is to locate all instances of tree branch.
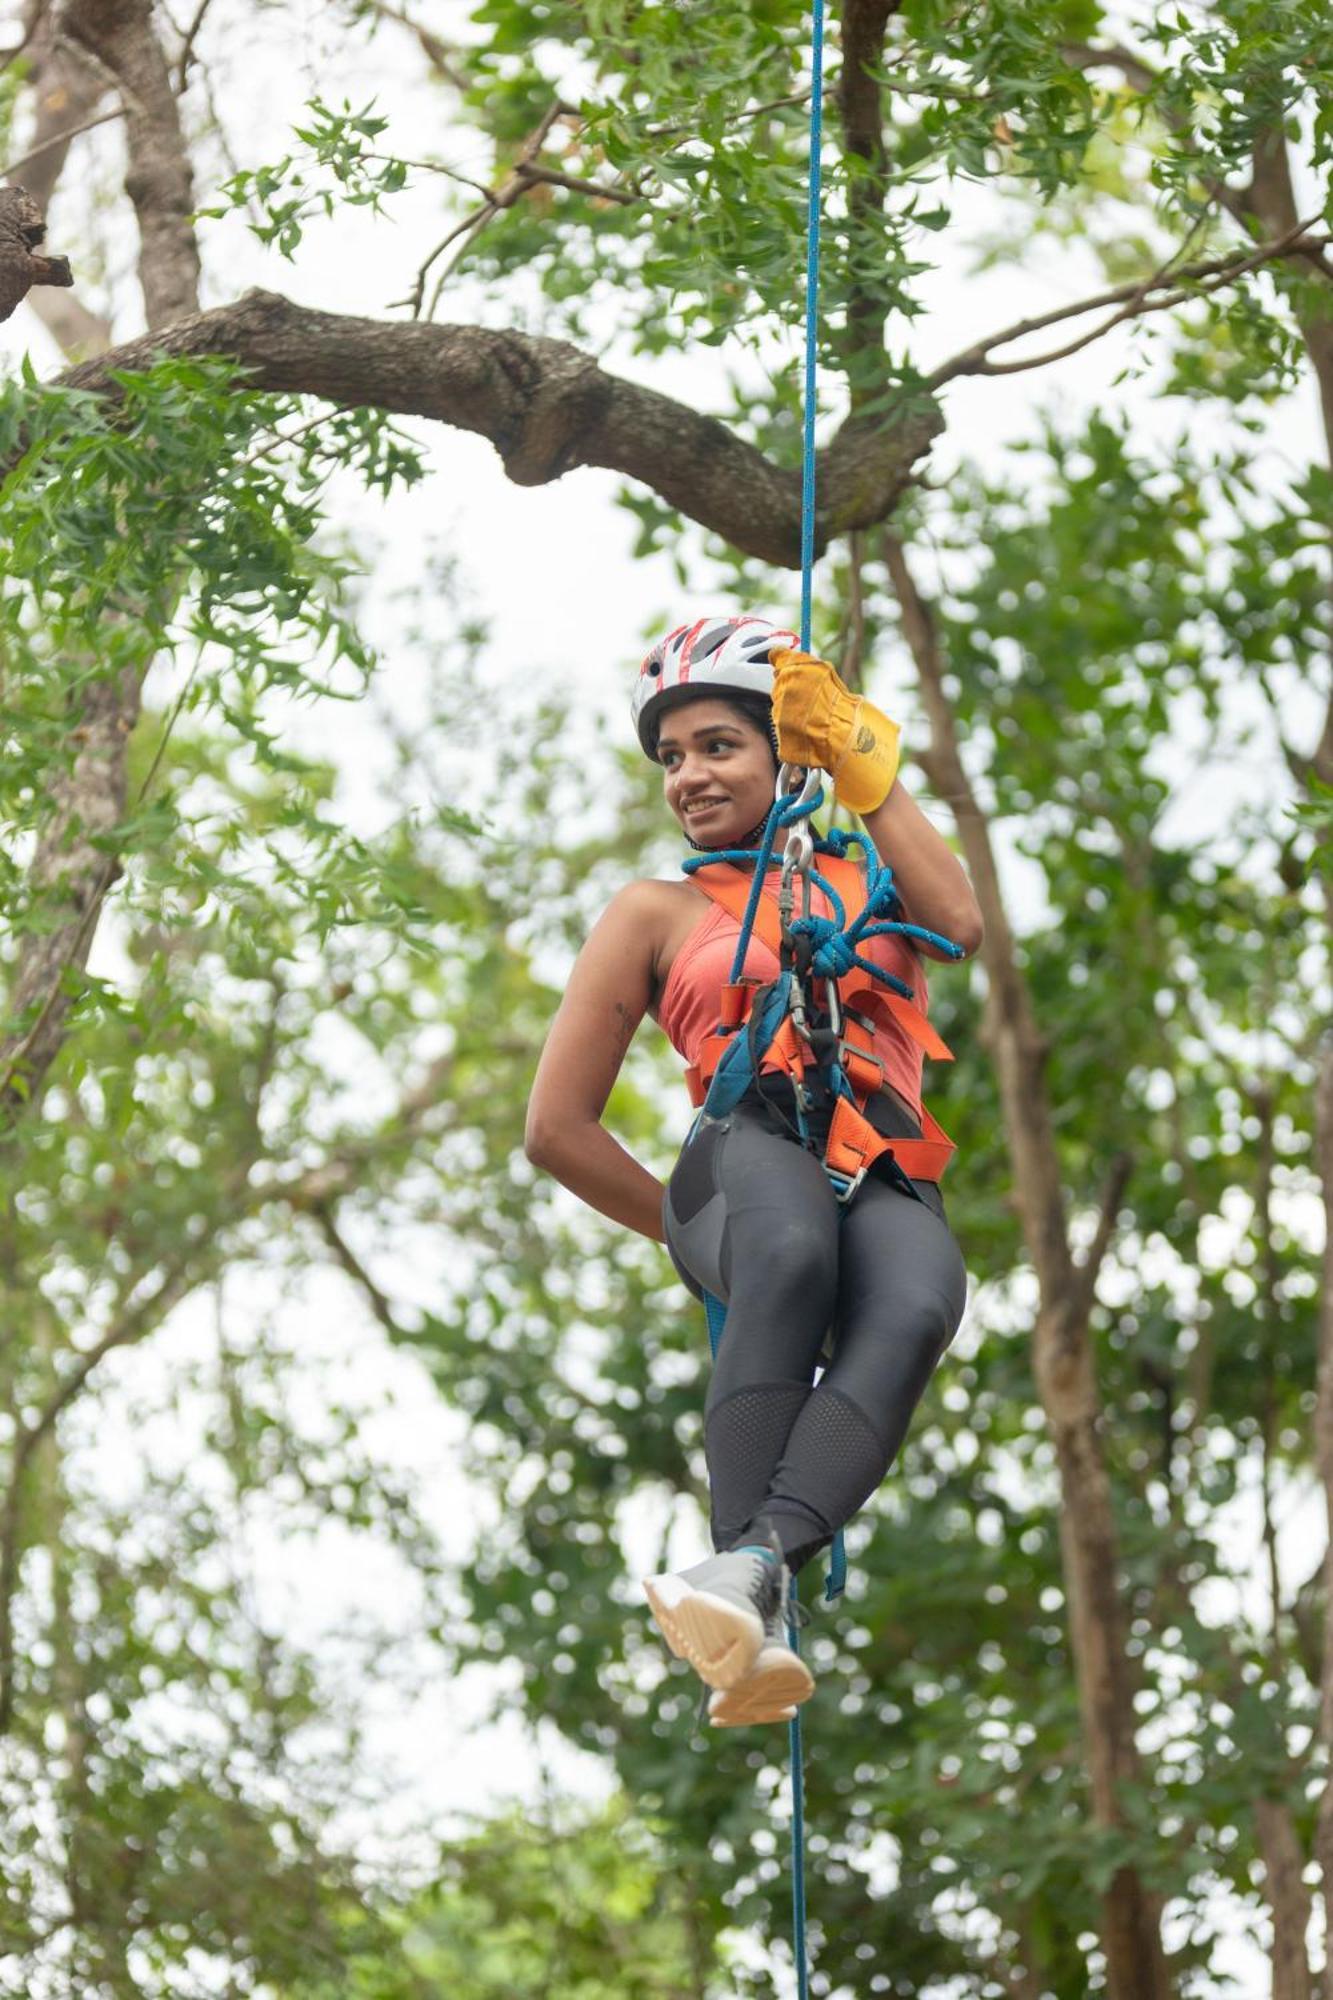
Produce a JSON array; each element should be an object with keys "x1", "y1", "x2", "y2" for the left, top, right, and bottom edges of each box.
[
  {"x1": 412, "y1": 99, "x2": 598, "y2": 318},
  {"x1": 1, "y1": 107, "x2": 127, "y2": 182},
  {"x1": 21, "y1": 288, "x2": 943, "y2": 567},
  {"x1": 360, "y1": 0, "x2": 470, "y2": 91},
  {"x1": 883, "y1": 529, "x2": 1073, "y2": 1296},
  {"x1": 172, "y1": 0, "x2": 216, "y2": 92},
  {"x1": 266, "y1": 1045, "x2": 459, "y2": 1214},
  {"x1": 835, "y1": 0, "x2": 901, "y2": 379},
  {"x1": 4, "y1": 10, "x2": 115, "y2": 356},
  {"x1": 62, "y1": 0, "x2": 201, "y2": 324},
  {"x1": 1060, "y1": 40, "x2": 1159, "y2": 99},
  {"x1": 313, "y1": 1207, "x2": 406, "y2": 1336},
  {"x1": 0, "y1": 1247, "x2": 204, "y2": 1731},
  {"x1": 0, "y1": 665, "x2": 141, "y2": 1129},
  {"x1": 1071, "y1": 1151, "x2": 1133, "y2": 1320},
  {"x1": 929, "y1": 214, "x2": 1329, "y2": 387},
  {"x1": 882, "y1": 528, "x2": 1171, "y2": 1996},
  {"x1": 1062, "y1": 40, "x2": 1333, "y2": 287}
]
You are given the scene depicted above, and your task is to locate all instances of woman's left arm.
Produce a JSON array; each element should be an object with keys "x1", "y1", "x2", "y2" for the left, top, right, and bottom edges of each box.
[
  {"x1": 859, "y1": 781, "x2": 984, "y2": 961},
  {"x1": 767, "y1": 647, "x2": 982, "y2": 960}
]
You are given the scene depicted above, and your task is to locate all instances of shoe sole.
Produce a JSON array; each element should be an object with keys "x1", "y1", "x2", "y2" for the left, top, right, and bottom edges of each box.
[
  {"x1": 642, "y1": 1574, "x2": 765, "y2": 1690},
  {"x1": 708, "y1": 1648, "x2": 815, "y2": 1727}
]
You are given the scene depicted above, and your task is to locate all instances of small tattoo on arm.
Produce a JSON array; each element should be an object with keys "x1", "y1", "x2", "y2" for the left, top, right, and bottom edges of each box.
[{"x1": 613, "y1": 1001, "x2": 636, "y2": 1054}]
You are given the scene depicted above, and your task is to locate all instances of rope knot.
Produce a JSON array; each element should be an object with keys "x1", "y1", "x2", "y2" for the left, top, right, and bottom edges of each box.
[{"x1": 791, "y1": 916, "x2": 857, "y2": 978}]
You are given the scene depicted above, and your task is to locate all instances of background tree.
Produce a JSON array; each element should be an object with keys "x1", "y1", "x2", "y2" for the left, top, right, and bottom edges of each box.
[{"x1": 0, "y1": 0, "x2": 1330, "y2": 1995}]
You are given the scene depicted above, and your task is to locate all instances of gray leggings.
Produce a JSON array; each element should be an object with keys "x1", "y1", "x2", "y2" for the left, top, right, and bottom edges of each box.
[{"x1": 663, "y1": 1086, "x2": 968, "y2": 1573}]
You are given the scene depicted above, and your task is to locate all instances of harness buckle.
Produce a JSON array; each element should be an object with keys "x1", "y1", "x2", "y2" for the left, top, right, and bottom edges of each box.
[{"x1": 823, "y1": 1162, "x2": 868, "y2": 1205}]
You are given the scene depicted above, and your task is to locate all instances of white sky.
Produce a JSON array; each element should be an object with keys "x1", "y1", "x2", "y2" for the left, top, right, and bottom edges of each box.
[{"x1": 3, "y1": 2, "x2": 1327, "y2": 1990}]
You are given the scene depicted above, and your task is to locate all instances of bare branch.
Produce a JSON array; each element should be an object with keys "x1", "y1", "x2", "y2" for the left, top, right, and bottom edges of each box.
[
  {"x1": 839, "y1": 530, "x2": 868, "y2": 691},
  {"x1": 1060, "y1": 40, "x2": 1160, "y2": 98},
  {"x1": 360, "y1": 0, "x2": 470, "y2": 91},
  {"x1": 929, "y1": 214, "x2": 1328, "y2": 387},
  {"x1": 1071, "y1": 1151, "x2": 1133, "y2": 1319},
  {"x1": 1, "y1": 107, "x2": 126, "y2": 181},
  {"x1": 410, "y1": 98, "x2": 580, "y2": 317},
  {"x1": 512, "y1": 160, "x2": 638, "y2": 206},
  {"x1": 313, "y1": 1209, "x2": 407, "y2": 1337},
  {"x1": 172, "y1": 0, "x2": 215, "y2": 92},
  {"x1": 4, "y1": 12, "x2": 114, "y2": 356}
]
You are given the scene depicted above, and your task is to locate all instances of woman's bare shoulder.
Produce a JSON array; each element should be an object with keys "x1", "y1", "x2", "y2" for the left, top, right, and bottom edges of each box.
[
  {"x1": 603, "y1": 875, "x2": 706, "y2": 919},
  {"x1": 598, "y1": 877, "x2": 709, "y2": 993}
]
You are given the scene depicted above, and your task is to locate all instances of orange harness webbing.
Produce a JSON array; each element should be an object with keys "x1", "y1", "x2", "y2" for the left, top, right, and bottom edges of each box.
[{"x1": 685, "y1": 856, "x2": 955, "y2": 1189}]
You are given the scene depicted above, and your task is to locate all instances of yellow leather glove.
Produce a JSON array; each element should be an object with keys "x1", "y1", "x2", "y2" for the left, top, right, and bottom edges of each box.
[{"x1": 770, "y1": 648, "x2": 901, "y2": 814}]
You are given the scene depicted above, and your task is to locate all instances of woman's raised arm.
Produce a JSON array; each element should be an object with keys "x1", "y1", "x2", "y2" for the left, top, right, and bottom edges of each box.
[
  {"x1": 524, "y1": 881, "x2": 676, "y2": 1242},
  {"x1": 860, "y1": 780, "x2": 983, "y2": 961}
]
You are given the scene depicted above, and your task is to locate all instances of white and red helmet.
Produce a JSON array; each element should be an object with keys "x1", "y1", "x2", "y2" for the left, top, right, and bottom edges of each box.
[{"x1": 631, "y1": 614, "x2": 798, "y2": 758}]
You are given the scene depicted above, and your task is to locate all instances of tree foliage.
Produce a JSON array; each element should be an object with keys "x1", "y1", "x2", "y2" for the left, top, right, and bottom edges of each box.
[{"x1": 0, "y1": 0, "x2": 1330, "y2": 1995}]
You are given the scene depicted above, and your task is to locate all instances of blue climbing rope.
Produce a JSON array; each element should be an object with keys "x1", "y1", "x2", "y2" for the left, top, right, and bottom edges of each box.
[
  {"x1": 799, "y1": 0, "x2": 826, "y2": 657},
  {"x1": 700, "y1": 11, "x2": 931, "y2": 1996}
]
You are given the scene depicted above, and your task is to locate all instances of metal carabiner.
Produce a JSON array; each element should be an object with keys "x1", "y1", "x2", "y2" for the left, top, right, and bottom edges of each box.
[{"x1": 776, "y1": 762, "x2": 821, "y2": 931}]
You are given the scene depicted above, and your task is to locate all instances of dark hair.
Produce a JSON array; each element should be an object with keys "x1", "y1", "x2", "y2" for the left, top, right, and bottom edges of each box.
[{"x1": 649, "y1": 689, "x2": 780, "y2": 767}]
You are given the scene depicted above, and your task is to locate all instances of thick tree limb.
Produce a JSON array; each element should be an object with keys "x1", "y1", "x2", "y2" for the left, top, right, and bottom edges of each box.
[
  {"x1": 1256, "y1": 1797, "x2": 1316, "y2": 2000},
  {"x1": 835, "y1": 0, "x2": 900, "y2": 379},
  {"x1": 63, "y1": 0, "x2": 200, "y2": 325},
  {"x1": 0, "y1": 185, "x2": 72, "y2": 322},
  {"x1": 1241, "y1": 131, "x2": 1333, "y2": 463},
  {"x1": 35, "y1": 289, "x2": 943, "y2": 567},
  {"x1": 1314, "y1": 1025, "x2": 1333, "y2": 1950},
  {"x1": 0, "y1": 663, "x2": 141, "y2": 1125},
  {"x1": 3, "y1": 8, "x2": 115, "y2": 355},
  {"x1": 0, "y1": 1, "x2": 204, "y2": 1140}
]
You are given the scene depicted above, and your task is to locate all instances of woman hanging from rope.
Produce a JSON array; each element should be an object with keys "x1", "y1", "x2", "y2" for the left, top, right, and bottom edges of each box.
[{"x1": 525, "y1": 616, "x2": 982, "y2": 1726}]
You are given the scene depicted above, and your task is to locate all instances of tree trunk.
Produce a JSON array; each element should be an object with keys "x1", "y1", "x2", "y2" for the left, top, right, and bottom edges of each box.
[
  {"x1": 1256, "y1": 1798, "x2": 1314, "y2": 2000},
  {"x1": 885, "y1": 532, "x2": 1172, "y2": 1999}
]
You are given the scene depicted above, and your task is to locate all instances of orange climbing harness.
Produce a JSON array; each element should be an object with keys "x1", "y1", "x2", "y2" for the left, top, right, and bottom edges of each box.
[{"x1": 683, "y1": 852, "x2": 956, "y2": 1199}]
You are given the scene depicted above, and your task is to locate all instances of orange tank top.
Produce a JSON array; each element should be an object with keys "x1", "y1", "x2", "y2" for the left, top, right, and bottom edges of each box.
[{"x1": 657, "y1": 875, "x2": 930, "y2": 1120}]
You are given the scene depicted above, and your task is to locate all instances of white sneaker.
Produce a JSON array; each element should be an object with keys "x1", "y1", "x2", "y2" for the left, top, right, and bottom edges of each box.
[
  {"x1": 643, "y1": 1540, "x2": 782, "y2": 1691},
  {"x1": 708, "y1": 1589, "x2": 814, "y2": 1727}
]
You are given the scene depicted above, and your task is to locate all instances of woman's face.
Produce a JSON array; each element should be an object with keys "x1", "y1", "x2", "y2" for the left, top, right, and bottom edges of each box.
[{"x1": 657, "y1": 698, "x2": 777, "y2": 848}]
